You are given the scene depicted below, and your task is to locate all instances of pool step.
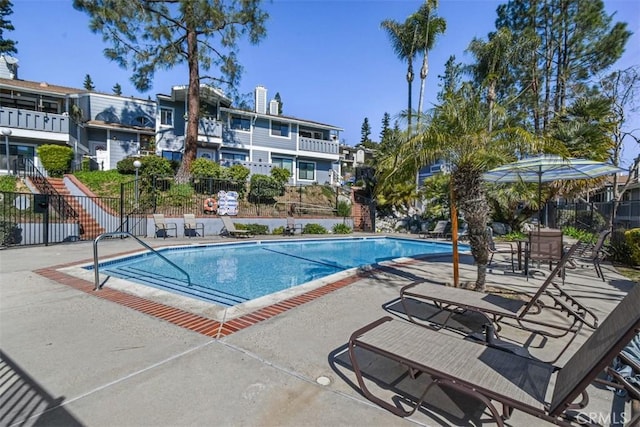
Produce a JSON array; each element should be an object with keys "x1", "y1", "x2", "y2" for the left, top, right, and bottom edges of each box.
[{"x1": 101, "y1": 265, "x2": 248, "y2": 306}]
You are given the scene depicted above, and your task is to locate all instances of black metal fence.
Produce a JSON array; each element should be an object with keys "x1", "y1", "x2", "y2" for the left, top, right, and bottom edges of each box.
[
  {"x1": 0, "y1": 191, "x2": 121, "y2": 246},
  {"x1": 550, "y1": 200, "x2": 640, "y2": 231},
  {"x1": 122, "y1": 176, "x2": 345, "y2": 218}
]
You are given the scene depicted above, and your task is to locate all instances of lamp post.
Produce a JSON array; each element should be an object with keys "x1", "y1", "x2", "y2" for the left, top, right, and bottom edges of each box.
[
  {"x1": 133, "y1": 160, "x2": 142, "y2": 208},
  {"x1": 1, "y1": 128, "x2": 11, "y2": 174}
]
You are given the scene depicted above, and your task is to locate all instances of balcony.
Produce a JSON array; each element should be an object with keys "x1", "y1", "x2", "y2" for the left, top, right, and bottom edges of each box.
[
  {"x1": 299, "y1": 137, "x2": 339, "y2": 155},
  {"x1": 197, "y1": 117, "x2": 222, "y2": 143},
  {"x1": 0, "y1": 107, "x2": 69, "y2": 134}
]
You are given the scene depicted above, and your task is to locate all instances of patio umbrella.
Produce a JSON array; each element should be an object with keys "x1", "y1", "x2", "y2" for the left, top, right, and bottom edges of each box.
[{"x1": 483, "y1": 154, "x2": 625, "y2": 228}]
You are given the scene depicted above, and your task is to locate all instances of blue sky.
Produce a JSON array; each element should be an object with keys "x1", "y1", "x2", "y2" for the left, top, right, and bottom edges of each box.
[{"x1": 8, "y1": 0, "x2": 640, "y2": 167}]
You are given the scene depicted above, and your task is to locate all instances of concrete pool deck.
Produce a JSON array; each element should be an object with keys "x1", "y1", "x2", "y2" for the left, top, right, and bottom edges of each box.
[{"x1": 1, "y1": 234, "x2": 638, "y2": 426}]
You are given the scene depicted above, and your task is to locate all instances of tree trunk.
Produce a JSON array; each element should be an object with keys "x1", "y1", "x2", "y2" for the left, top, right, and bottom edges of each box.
[
  {"x1": 475, "y1": 263, "x2": 488, "y2": 292},
  {"x1": 417, "y1": 52, "x2": 429, "y2": 124},
  {"x1": 406, "y1": 59, "x2": 414, "y2": 128},
  {"x1": 175, "y1": 27, "x2": 200, "y2": 184}
]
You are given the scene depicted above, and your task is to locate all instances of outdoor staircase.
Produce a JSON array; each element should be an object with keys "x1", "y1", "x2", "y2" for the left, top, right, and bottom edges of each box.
[
  {"x1": 351, "y1": 189, "x2": 373, "y2": 232},
  {"x1": 47, "y1": 178, "x2": 105, "y2": 239}
]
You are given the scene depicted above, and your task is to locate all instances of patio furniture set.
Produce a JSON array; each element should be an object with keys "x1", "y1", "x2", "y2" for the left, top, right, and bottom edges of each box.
[{"x1": 344, "y1": 241, "x2": 639, "y2": 426}]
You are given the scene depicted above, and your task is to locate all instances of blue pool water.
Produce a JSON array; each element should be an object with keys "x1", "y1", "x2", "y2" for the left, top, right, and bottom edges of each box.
[{"x1": 90, "y1": 237, "x2": 466, "y2": 307}]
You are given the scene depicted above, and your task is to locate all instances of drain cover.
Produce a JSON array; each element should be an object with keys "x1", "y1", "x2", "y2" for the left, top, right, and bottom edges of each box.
[{"x1": 316, "y1": 376, "x2": 331, "y2": 386}]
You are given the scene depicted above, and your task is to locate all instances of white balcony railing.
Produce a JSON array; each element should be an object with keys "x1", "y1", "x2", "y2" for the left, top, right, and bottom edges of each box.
[
  {"x1": 198, "y1": 117, "x2": 222, "y2": 139},
  {"x1": 299, "y1": 137, "x2": 339, "y2": 155},
  {"x1": 0, "y1": 107, "x2": 70, "y2": 134}
]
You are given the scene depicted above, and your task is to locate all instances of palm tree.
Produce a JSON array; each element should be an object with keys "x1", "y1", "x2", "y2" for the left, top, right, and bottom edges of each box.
[
  {"x1": 381, "y1": 17, "x2": 418, "y2": 127},
  {"x1": 411, "y1": 0, "x2": 446, "y2": 123},
  {"x1": 381, "y1": 84, "x2": 544, "y2": 291}
]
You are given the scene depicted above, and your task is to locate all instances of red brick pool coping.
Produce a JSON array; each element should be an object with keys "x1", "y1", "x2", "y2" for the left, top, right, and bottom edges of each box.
[{"x1": 35, "y1": 255, "x2": 415, "y2": 339}]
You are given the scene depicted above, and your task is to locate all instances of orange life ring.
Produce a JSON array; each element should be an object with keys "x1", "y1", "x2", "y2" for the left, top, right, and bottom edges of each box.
[{"x1": 203, "y1": 197, "x2": 217, "y2": 214}]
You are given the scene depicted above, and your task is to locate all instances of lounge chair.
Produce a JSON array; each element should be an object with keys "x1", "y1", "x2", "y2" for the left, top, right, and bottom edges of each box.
[
  {"x1": 569, "y1": 229, "x2": 611, "y2": 281},
  {"x1": 399, "y1": 243, "x2": 598, "y2": 361},
  {"x1": 347, "y1": 284, "x2": 640, "y2": 424},
  {"x1": 183, "y1": 213, "x2": 204, "y2": 238},
  {"x1": 419, "y1": 220, "x2": 449, "y2": 239},
  {"x1": 153, "y1": 214, "x2": 177, "y2": 238},
  {"x1": 284, "y1": 217, "x2": 303, "y2": 236},
  {"x1": 220, "y1": 216, "x2": 252, "y2": 238}
]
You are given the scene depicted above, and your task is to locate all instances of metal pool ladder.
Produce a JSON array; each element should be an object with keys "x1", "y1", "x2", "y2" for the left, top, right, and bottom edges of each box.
[{"x1": 93, "y1": 231, "x2": 191, "y2": 291}]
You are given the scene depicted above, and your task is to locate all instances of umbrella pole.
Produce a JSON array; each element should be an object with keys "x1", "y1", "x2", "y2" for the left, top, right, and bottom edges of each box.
[
  {"x1": 450, "y1": 186, "x2": 459, "y2": 288},
  {"x1": 537, "y1": 168, "x2": 542, "y2": 232}
]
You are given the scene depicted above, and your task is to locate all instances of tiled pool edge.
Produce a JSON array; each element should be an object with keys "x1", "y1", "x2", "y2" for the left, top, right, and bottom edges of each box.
[{"x1": 34, "y1": 261, "x2": 380, "y2": 339}]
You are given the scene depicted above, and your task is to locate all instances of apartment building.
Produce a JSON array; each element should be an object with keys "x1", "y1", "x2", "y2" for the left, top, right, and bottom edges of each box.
[{"x1": 0, "y1": 55, "x2": 343, "y2": 185}]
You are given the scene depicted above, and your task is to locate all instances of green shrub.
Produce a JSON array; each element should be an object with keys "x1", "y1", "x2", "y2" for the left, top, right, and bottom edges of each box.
[
  {"x1": 561, "y1": 226, "x2": 597, "y2": 244},
  {"x1": 502, "y1": 231, "x2": 526, "y2": 241},
  {"x1": 166, "y1": 183, "x2": 194, "y2": 207},
  {"x1": 140, "y1": 156, "x2": 173, "y2": 178},
  {"x1": 625, "y1": 228, "x2": 640, "y2": 266},
  {"x1": 249, "y1": 174, "x2": 282, "y2": 201},
  {"x1": 303, "y1": 223, "x2": 327, "y2": 234},
  {"x1": 235, "y1": 223, "x2": 269, "y2": 235},
  {"x1": 336, "y1": 200, "x2": 351, "y2": 218},
  {"x1": 271, "y1": 167, "x2": 290, "y2": 185},
  {"x1": 37, "y1": 144, "x2": 73, "y2": 177},
  {"x1": 608, "y1": 228, "x2": 632, "y2": 265},
  {"x1": 190, "y1": 158, "x2": 224, "y2": 178},
  {"x1": 0, "y1": 221, "x2": 21, "y2": 245},
  {"x1": 226, "y1": 164, "x2": 250, "y2": 182},
  {"x1": 332, "y1": 223, "x2": 352, "y2": 234},
  {"x1": 117, "y1": 156, "x2": 173, "y2": 178},
  {"x1": 272, "y1": 226, "x2": 285, "y2": 235},
  {"x1": 0, "y1": 175, "x2": 17, "y2": 192}
]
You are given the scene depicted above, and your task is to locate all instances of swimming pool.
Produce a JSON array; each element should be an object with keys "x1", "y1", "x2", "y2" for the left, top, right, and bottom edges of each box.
[{"x1": 89, "y1": 237, "x2": 466, "y2": 307}]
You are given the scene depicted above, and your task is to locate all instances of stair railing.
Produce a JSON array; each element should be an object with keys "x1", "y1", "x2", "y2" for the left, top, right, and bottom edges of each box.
[
  {"x1": 20, "y1": 158, "x2": 79, "y2": 220},
  {"x1": 93, "y1": 231, "x2": 191, "y2": 290}
]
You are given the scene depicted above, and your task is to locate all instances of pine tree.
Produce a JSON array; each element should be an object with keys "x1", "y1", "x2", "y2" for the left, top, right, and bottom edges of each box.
[
  {"x1": 360, "y1": 117, "x2": 372, "y2": 146},
  {"x1": 0, "y1": 0, "x2": 17, "y2": 54},
  {"x1": 380, "y1": 112, "x2": 391, "y2": 143},
  {"x1": 74, "y1": 0, "x2": 268, "y2": 183},
  {"x1": 112, "y1": 83, "x2": 122, "y2": 96},
  {"x1": 83, "y1": 74, "x2": 95, "y2": 91}
]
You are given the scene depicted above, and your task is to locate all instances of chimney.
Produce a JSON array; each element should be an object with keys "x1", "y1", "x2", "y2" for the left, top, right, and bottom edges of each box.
[
  {"x1": 255, "y1": 86, "x2": 267, "y2": 114},
  {"x1": 0, "y1": 55, "x2": 19, "y2": 79},
  {"x1": 269, "y1": 99, "x2": 279, "y2": 115}
]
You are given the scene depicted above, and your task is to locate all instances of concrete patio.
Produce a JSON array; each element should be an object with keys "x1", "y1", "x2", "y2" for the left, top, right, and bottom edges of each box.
[{"x1": 1, "y1": 234, "x2": 637, "y2": 426}]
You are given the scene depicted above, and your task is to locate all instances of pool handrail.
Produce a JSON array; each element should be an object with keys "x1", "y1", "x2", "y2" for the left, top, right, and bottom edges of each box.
[{"x1": 93, "y1": 231, "x2": 191, "y2": 291}]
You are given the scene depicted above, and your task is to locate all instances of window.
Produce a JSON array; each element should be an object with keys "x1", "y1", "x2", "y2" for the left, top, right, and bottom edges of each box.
[
  {"x1": 220, "y1": 152, "x2": 246, "y2": 166},
  {"x1": 132, "y1": 115, "x2": 155, "y2": 128},
  {"x1": 162, "y1": 150, "x2": 182, "y2": 161},
  {"x1": 272, "y1": 157, "x2": 293, "y2": 175},
  {"x1": 231, "y1": 116, "x2": 250, "y2": 131},
  {"x1": 140, "y1": 135, "x2": 154, "y2": 151},
  {"x1": 298, "y1": 161, "x2": 315, "y2": 181},
  {"x1": 300, "y1": 128, "x2": 323, "y2": 140},
  {"x1": 271, "y1": 121, "x2": 289, "y2": 137},
  {"x1": 160, "y1": 108, "x2": 174, "y2": 127}
]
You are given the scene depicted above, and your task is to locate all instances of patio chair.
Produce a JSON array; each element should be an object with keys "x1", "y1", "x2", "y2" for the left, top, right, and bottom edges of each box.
[
  {"x1": 284, "y1": 217, "x2": 303, "y2": 236},
  {"x1": 398, "y1": 243, "x2": 598, "y2": 362},
  {"x1": 525, "y1": 228, "x2": 564, "y2": 278},
  {"x1": 347, "y1": 284, "x2": 640, "y2": 424},
  {"x1": 183, "y1": 213, "x2": 204, "y2": 238},
  {"x1": 487, "y1": 227, "x2": 517, "y2": 272},
  {"x1": 569, "y1": 229, "x2": 611, "y2": 281},
  {"x1": 419, "y1": 220, "x2": 449, "y2": 239},
  {"x1": 153, "y1": 214, "x2": 177, "y2": 238},
  {"x1": 219, "y1": 216, "x2": 252, "y2": 238}
]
